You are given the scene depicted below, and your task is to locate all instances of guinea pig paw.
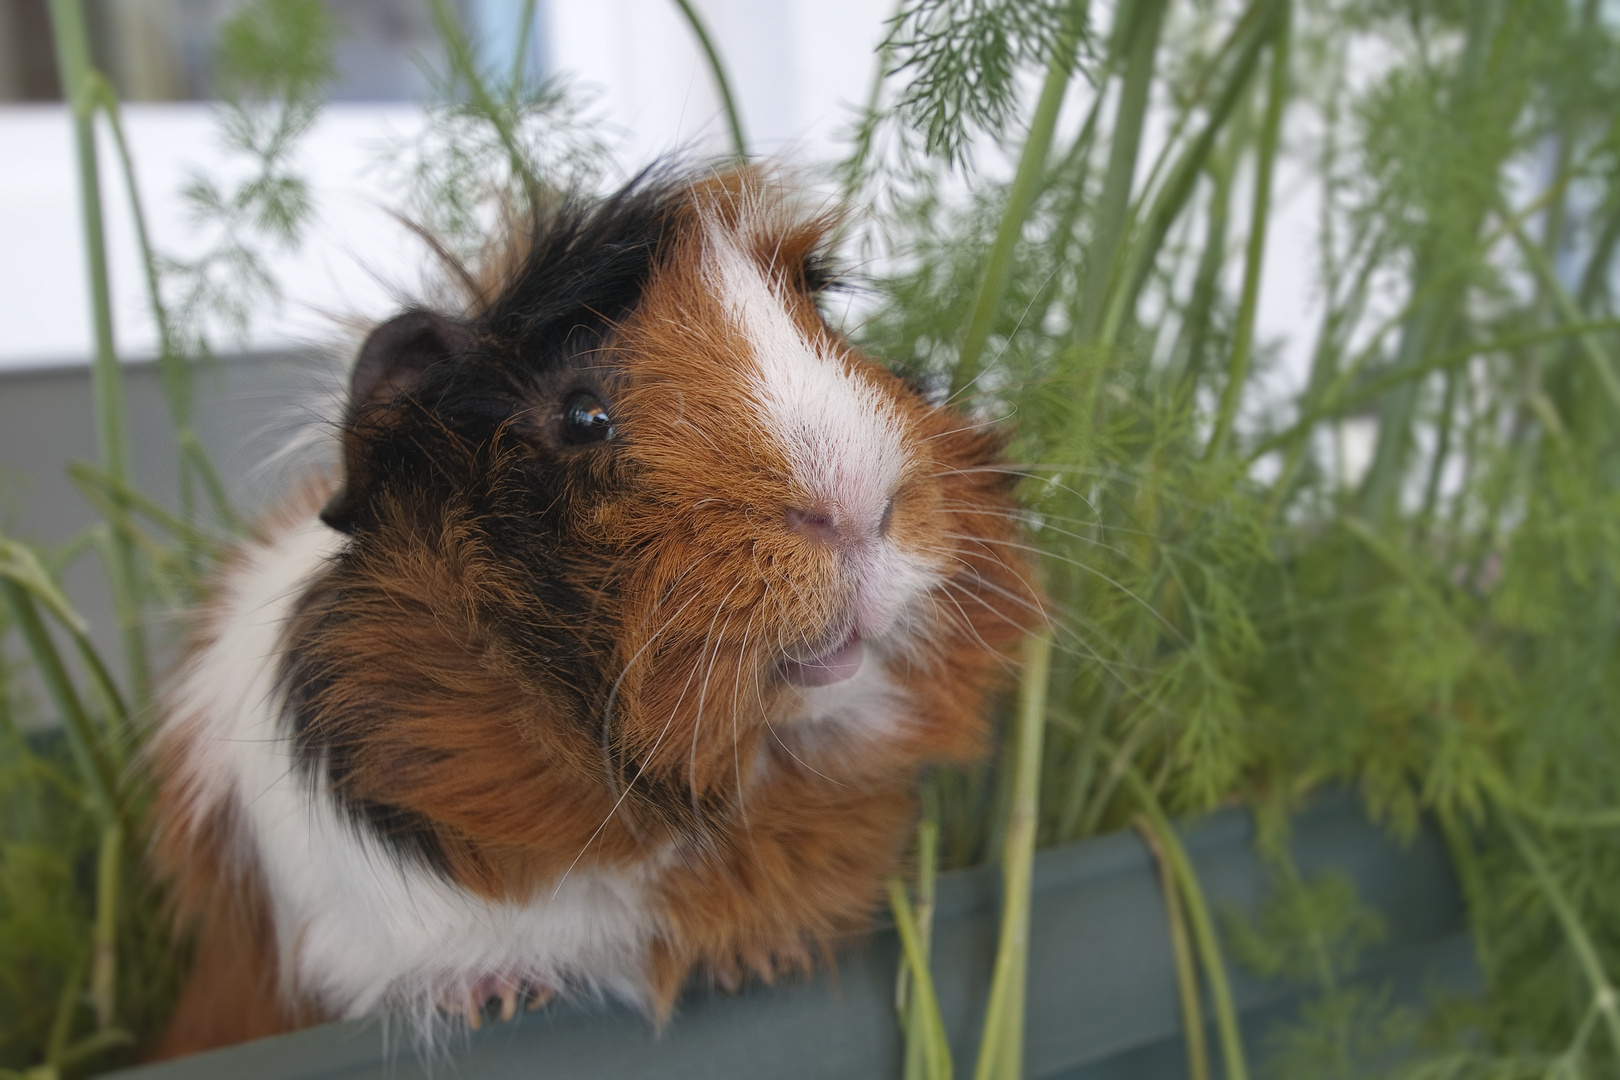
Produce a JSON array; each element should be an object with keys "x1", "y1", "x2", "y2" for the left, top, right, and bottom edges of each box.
[
  {"x1": 524, "y1": 982, "x2": 556, "y2": 1012},
  {"x1": 460, "y1": 990, "x2": 483, "y2": 1031}
]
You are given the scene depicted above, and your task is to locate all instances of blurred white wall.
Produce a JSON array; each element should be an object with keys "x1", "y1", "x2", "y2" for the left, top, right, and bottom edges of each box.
[{"x1": 0, "y1": 0, "x2": 892, "y2": 372}]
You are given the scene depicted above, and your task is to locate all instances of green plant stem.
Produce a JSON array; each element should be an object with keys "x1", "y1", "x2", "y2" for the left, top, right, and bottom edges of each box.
[
  {"x1": 1098, "y1": 0, "x2": 1274, "y2": 351},
  {"x1": 98, "y1": 90, "x2": 243, "y2": 542},
  {"x1": 670, "y1": 0, "x2": 749, "y2": 159},
  {"x1": 0, "y1": 538, "x2": 133, "y2": 755},
  {"x1": 1416, "y1": 366, "x2": 1458, "y2": 532},
  {"x1": 509, "y1": 0, "x2": 541, "y2": 98},
  {"x1": 426, "y1": 0, "x2": 540, "y2": 197},
  {"x1": 1134, "y1": 815, "x2": 1210, "y2": 1080},
  {"x1": 97, "y1": 89, "x2": 184, "y2": 416},
  {"x1": 1480, "y1": 768, "x2": 1620, "y2": 829},
  {"x1": 1073, "y1": 0, "x2": 1166, "y2": 346},
  {"x1": 1249, "y1": 320, "x2": 1620, "y2": 464},
  {"x1": 1126, "y1": 769, "x2": 1250, "y2": 1080},
  {"x1": 1503, "y1": 813, "x2": 1620, "y2": 1056},
  {"x1": 45, "y1": 948, "x2": 89, "y2": 1069},
  {"x1": 67, "y1": 462, "x2": 222, "y2": 553},
  {"x1": 1358, "y1": 0, "x2": 1507, "y2": 525},
  {"x1": 1171, "y1": 131, "x2": 1239, "y2": 398},
  {"x1": 947, "y1": 4, "x2": 1085, "y2": 400},
  {"x1": 1260, "y1": 240, "x2": 1385, "y2": 515},
  {"x1": 91, "y1": 824, "x2": 121, "y2": 1029},
  {"x1": 47, "y1": 0, "x2": 151, "y2": 714},
  {"x1": 1204, "y1": 0, "x2": 1289, "y2": 461},
  {"x1": 972, "y1": 632, "x2": 1051, "y2": 1080},
  {"x1": 1504, "y1": 212, "x2": 1620, "y2": 414},
  {"x1": 0, "y1": 581, "x2": 120, "y2": 828},
  {"x1": 1055, "y1": 679, "x2": 1121, "y2": 840},
  {"x1": 1435, "y1": 809, "x2": 1495, "y2": 985},
  {"x1": 889, "y1": 877, "x2": 952, "y2": 1080},
  {"x1": 899, "y1": 789, "x2": 943, "y2": 1080}
]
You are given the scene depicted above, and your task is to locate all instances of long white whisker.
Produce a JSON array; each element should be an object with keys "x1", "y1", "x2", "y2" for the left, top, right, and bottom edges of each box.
[
  {"x1": 938, "y1": 531, "x2": 1186, "y2": 646},
  {"x1": 686, "y1": 577, "x2": 749, "y2": 818}
]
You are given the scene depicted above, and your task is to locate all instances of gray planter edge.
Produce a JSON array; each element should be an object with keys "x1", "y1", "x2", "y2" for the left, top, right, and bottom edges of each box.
[{"x1": 104, "y1": 790, "x2": 1479, "y2": 1080}]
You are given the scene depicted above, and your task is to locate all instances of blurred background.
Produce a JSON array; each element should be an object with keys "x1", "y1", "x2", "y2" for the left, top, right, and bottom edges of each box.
[{"x1": 0, "y1": 0, "x2": 889, "y2": 367}]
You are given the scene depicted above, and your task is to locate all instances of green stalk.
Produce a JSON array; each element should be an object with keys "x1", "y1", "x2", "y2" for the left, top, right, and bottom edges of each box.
[
  {"x1": 1357, "y1": 0, "x2": 1504, "y2": 524},
  {"x1": 905, "y1": 791, "x2": 942, "y2": 1080},
  {"x1": 1055, "y1": 679, "x2": 1121, "y2": 840},
  {"x1": 97, "y1": 90, "x2": 186, "y2": 427},
  {"x1": 47, "y1": 0, "x2": 151, "y2": 713},
  {"x1": 1127, "y1": 771, "x2": 1250, "y2": 1080},
  {"x1": 1204, "y1": 0, "x2": 1289, "y2": 461},
  {"x1": 1480, "y1": 768, "x2": 1620, "y2": 830},
  {"x1": 1575, "y1": 193, "x2": 1620, "y2": 312},
  {"x1": 0, "y1": 581, "x2": 120, "y2": 828},
  {"x1": 1249, "y1": 320, "x2": 1620, "y2": 463},
  {"x1": 97, "y1": 91, "x2": 244, "y2": 543},
  {"x1": 1503, "y1": 814, "x2": 1620, "y2": 1056},
  {"x1": 889, "y1": 876, "x2": 952, "y2": 1080},
  {"x1": 1272, "y1": 176, "x2": 1571, "y2": 480},
  {"x1": 1020, "y1": 91, "x2": 1108, "y2": 337},
  {"x1": 508, "y1": 0, "x2": 541, "y2": 100},
  {"x1": 1505, "y1": 213, "x2": 1620, "y2": 414},
  {"x1": 670, "y1": 0, "x2": 749, "y2": 159},
  {"x1": 971, "y1": 632, "x2": 1051, "y2": 1080},
  {"x1": 1098, "y1": 0, "x2": 1274, "y2": 351},
  {"x1": 1261, "y1": 238, "x2": 1385, "y2": 515},
  {"x1": 91, "y1": 823, "x2": 122, "y2": 1029},
  {"x1": 1436, "y1": 809, "x2": 1496, "y2": 985},
  {"x1": 948, "y1": 3, "x2": 1086, "y2": 399},
  {"x1": 1170, "y1": 125, "x2": 1240, "y2": 398},
  {"x1": 426, "y1": 0, "x2": 540, "y2": 197},
  {"x1": 1416, "y1": 366, "x2": 1458, "y2": 532},
  {"x1": 44, "y1": 948, "x2": 89, "y2": 1070},
  {"x1": 1072, "y1": 0, "x2": 1167, "y2": 346},
  {"x1": 3, "y1": 534, "x2": 131, "y2": 754},
  {"x1": 1135, "y1": 815, "x2": 1210, "y2": 1080}
]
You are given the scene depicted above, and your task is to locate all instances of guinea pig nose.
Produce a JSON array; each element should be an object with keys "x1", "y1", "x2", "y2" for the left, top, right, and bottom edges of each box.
[{"x1": 786, "y1": 506, "x2": 840, "y2": 545}]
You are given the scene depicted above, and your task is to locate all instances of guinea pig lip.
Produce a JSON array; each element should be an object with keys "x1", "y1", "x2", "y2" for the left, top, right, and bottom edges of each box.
[{"x1": 779, "y1": 629, "x2": 865, "y2": 687}]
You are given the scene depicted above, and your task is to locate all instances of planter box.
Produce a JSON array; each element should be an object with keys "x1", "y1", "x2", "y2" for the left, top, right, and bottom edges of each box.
[{"x1": 105, "y1": 792, "x2": 1477, "y2": 1079}]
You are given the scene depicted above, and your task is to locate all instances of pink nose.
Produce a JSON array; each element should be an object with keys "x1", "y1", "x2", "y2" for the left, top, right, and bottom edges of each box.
[
  {"x1": 785, "y1": 498, "x2": 896, "y2": 547},
  {"x1": 786, "y1": 506, "x2": 840, "y2": 544}
]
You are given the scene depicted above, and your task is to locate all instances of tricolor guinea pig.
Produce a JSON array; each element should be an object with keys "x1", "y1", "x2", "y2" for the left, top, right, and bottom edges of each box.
[{"x1": 147, "y1": 167, "x2": 1036, "y2": 1056}]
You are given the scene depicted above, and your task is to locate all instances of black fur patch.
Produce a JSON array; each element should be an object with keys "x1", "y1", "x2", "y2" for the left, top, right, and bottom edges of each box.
[{"x1": 281, "y1": 170, "x2": 714, "y2": 872}]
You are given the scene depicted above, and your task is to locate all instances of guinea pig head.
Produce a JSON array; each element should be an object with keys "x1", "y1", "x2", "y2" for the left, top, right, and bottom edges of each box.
[
  {"x1": 601, "y1": 181, "x2": 986, "y2": 790},
  {"x1": 294, "y1": 170, "x2": 1032, "y2": 890}
]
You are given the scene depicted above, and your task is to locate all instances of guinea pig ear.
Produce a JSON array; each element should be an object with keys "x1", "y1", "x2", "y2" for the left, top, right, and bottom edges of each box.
[{"x1": 321, "y1": 310, "x2": 468, "y2": 534}]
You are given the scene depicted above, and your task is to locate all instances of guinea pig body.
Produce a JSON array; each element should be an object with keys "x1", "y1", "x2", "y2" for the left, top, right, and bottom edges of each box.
[{"x1": 148, "y1": 168, "x2": 1035, "y2": 1056}]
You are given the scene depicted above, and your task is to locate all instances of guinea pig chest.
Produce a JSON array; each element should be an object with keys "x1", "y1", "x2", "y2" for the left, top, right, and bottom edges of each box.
[{"x1": 147, "y1": 168, "x2": 1037, "y2": 1056}]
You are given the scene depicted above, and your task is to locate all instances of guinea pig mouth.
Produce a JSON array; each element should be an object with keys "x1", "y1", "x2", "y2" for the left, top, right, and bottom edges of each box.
[{"x1": 779, "y1": 630, "x2": 864, "y2": 687}]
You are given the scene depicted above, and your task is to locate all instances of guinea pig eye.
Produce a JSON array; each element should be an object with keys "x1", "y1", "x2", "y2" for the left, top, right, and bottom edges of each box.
[{"x1": 563, "y1": 391, "x2": 613, "y2": 444}]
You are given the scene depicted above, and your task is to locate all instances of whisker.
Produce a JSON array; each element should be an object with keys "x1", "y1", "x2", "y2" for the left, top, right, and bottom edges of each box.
[
  {"x1": 686, "y1": 577, "x2": 749, "y2": 819},
  {"x1": 938, "y1": 532, "x2": 1187, "y2": 647},
  {"x1": 553, "y1": 593, "x2": 722, "y2": 901}
]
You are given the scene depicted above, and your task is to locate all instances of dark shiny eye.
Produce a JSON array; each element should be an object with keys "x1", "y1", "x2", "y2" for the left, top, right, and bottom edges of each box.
[{"x1": 563, "y1": 391, "x2": 613, "y2": 444}]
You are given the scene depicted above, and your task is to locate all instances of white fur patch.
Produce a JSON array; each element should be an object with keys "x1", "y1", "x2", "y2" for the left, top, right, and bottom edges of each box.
[
  {"x1": 705, "y1": 226, "x2": 943, "y2": 640},
  {"x1": 161, "y1": 517, "x2": 665, "y2": 1026},
  {"x1": 708, "y1": 234, "x2": 909, "y2": 526}
]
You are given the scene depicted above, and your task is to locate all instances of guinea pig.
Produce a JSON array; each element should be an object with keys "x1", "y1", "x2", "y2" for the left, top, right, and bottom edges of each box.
[{"x1": 146, "y1": 166, "x2": 1037, "y2": 1056}]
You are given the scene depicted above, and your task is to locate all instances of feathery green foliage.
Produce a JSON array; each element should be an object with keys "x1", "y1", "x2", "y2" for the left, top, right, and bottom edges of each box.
[{"x1": 854, "y1": 0, "x2": 1620, "y2": 1075}]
